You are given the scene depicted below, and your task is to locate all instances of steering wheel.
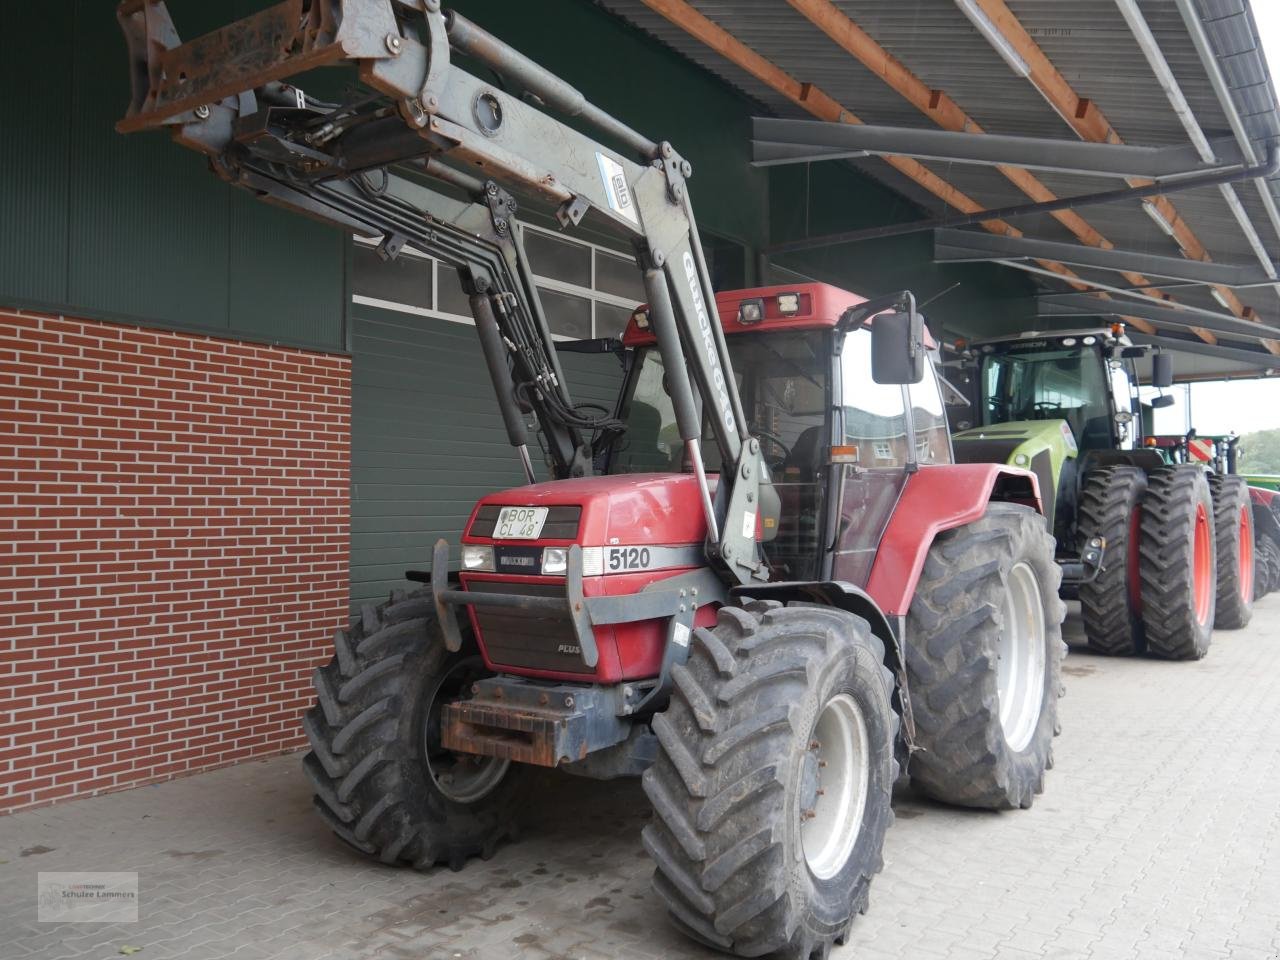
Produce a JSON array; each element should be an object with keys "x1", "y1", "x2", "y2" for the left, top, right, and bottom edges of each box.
[
  {"x1": 1031, "y1": 401, "x2": 1062, "y2": 419},
  {"x1": 750, "y1": 426, "x2": 791, "y2": 470}
]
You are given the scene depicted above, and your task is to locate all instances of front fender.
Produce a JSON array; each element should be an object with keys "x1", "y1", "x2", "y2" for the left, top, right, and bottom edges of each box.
[{"x1": 866, "y1": 463, "x2": 1042, "y2": 616}]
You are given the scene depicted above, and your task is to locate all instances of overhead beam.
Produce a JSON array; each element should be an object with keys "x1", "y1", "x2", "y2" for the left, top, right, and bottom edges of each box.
[
  {"x1": 633, "y1": 0, "x2": 1115, "y2": 306},
  {"x1": 964, "y1": 0, "x2": 1275, "y2": 352},
  {"x1": 1040, "y1": 294, "x2": 1280, "y2": 341},
  {"x1": 751, "y1": 118, "x2": 1242, "y2": 179},
  {"x1": 934, "y1": 228, "x2": 1273, "y2": 288},
  {"x1": 1127, "y1": 333, "x2": 1279, "y2": 371},
  {"x1": 751, "y1": 140, "x2": 869, "y2": 166}
]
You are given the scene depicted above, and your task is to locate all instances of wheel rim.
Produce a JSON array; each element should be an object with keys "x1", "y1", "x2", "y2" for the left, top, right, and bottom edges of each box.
[
  {"x1": 997, "y1": 561, "x2": 1047, "y2": 752},
  {"x1": 423, "y1": 659, "x2": 510, "y2": 804},
  {"x1": 801, "y1": 694, "x2": 870, "y2": 880},
  {"x1": 1239, "y1": 505, "x2": 1254, "y2": 603},
  {"x1": 1192, "y1": 502, "x2": 1213, "y2": 626}
]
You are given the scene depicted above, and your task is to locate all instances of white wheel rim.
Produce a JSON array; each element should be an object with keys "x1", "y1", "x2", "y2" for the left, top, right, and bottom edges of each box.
[
  {"x1": 997, "y1": 561, "x2": 1047, "y2": 752},
  {"x1": 801, "y1": 694, "x2": 871, "y2": 880}
]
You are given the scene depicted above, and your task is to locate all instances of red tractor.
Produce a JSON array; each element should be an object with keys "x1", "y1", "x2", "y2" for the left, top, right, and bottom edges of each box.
[{"x1": 117, "y1": 3, "x2": 1065, "y2": 956}]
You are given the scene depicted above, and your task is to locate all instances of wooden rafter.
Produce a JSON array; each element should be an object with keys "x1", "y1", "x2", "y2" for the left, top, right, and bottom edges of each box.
[{"x1": 967, "y1": 0, "x2": 1278, "y2": 354}]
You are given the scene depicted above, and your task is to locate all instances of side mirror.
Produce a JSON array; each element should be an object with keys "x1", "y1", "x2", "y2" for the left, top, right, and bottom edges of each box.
[
  {"x1": 1120, "y1": 346, "x2": 1146, "y2": 359},
  {"x1": 1151, "y1": 394, "x2": 1176, "y2": 409},
  {"x1": 1152, "y1": 353, "x2": 1174, "y2": 388},
  {"x1": 871, "y1": 310, "x2": 925, "y2": 385}
]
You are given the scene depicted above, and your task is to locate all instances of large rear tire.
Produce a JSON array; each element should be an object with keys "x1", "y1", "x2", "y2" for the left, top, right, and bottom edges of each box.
[
  {"x1": 643, "y1": 600, "x2": 897, "y2": 960},
  {"x1": 1078, "y1": 466, "x2": 1147, "y2": 655},
  {"x1": 1257, "y1": 530, "x2": 1280, "y2": 599},
  {"x1": 1140, "y1": 466, "x2": 1216, "y2": 660},
  {"x1": 303, "y1": 589, "x2": 526, "y2": 870},
  {"x1": 1209, "y1": 474, "x2": 1254, "y2": 629},
  {"x1": 905, "y1": 502, "x2": 1065, "y2": 810}
]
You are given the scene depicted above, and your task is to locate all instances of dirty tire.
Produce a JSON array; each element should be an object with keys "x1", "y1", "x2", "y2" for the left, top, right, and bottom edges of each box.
[
  {"x1": 1257, "y1": 530, "x2": 1280, "y2": 599},
  {"x1": 1078, "y1": 466, "x2": 1147, "y2": 656},
  {"x1": 642, "y1": 600, "x2": 897, "y2": 960},
  {"x1": 1139, "y1": 466, "x2": 1216, "y2": 660},
  {"x1": 1209, "y1": 474, "x2": 1254, "y2": 629},
  {"x1": 905, "y1": 502, "x2": 1065, "y2": 810},
  {"x1": 303, "y1": 588, "x2": 526, "y2": 870}
]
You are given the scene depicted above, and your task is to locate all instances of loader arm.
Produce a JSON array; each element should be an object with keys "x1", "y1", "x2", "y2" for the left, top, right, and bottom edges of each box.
[{"x1": 114, "y1": 0, "x2": 773, "y2": 584}]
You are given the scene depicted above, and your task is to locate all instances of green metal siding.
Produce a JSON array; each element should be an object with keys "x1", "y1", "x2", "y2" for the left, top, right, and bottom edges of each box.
[
  {"x1": 349, "y1": 305, "x2": 623, "y2": 609},
  {"x1": 0, "y1": 0, "x2": 345, "y2": 353}
]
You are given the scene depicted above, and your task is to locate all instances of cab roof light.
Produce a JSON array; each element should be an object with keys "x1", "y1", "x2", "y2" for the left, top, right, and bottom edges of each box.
[
  {"x1": 776, "y1": 292, "x2": 801, "y2": 316},
  {"x1": 737, "y1": 298, "x2": 766, "y2": 325},
  {"x1": 632, "y1": 308, "x2": 649, "y2": 330}
]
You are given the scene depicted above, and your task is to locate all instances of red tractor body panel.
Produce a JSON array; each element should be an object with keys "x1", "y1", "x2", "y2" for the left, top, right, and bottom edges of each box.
[
  {"x1": 865, "y1": 464, "x2": 1042, "y2": 616},
  {"x1": 459, "y1": 473, "x2": 715, "y2": 684}
]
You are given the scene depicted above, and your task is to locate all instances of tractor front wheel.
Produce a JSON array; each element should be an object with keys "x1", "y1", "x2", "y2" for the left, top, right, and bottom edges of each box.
[
  {"x1": 303, "y1": 589, "x2": 526, "y2": 870},
  {"x1": 643, "y1": 601, "x2": 897, "y2": 960},
  {"x1": 1140, "y1": 466, "x2": 1216, "y2": 659},
  {"x1": 905, "y1": 502, "x2": 1065, "y2": 810},
  {"x1": 1209, "y1": 474, "x2": 1254, "y2": 629}
]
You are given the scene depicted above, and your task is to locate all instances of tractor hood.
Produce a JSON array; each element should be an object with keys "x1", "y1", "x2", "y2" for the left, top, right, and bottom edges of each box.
[
  {"x1": 461, "y1": 473, "x2": 711, "y2": 547},
  {"x1": 952, "y1": 420, "x2": 1077, "y2": 535}
]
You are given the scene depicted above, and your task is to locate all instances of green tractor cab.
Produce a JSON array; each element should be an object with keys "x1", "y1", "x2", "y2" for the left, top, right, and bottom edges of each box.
[{"x1": 947, "y1": 328, "x2": 1253, "y2": 660}]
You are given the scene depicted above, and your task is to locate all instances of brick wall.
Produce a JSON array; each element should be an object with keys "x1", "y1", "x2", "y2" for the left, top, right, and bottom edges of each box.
[{"x1": 0, "y1": 309, "x2": 351, "y2": 814}]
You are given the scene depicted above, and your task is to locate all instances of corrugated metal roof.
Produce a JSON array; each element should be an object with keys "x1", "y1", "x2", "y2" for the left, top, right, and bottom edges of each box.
[{"x1": 598, "y1": 0, "x2": 1280, "y2": 372}]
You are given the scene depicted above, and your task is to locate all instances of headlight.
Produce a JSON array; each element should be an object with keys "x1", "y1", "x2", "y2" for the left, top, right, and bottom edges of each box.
[
  {"x1": 461, "y1": 545, "x2": 494, "y2": 571},
  {"x1": 541, "y1": 547, "x2": 568, "y2": 575},
  {"x1": 1014, "y1": 453, "x2": 1030, "y2": 466}
]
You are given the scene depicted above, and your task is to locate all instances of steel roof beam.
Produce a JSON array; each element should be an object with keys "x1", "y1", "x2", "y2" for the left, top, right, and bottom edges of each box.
[
  {"x1": 1040, "y1": 293, "x2": 1280, "y2": 341},
  {"x1": 1126, "y1": 333, "x2": 1278, "y2": 370},
  {"x1": 934, "y1": 228, "x2": 1273, "y2": 287},
  {"x1": 751, "y1": 118, "x2": 1243, "y2": 179}
]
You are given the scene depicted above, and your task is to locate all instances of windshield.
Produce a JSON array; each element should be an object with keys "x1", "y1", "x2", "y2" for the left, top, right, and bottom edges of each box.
[
  {"x1": 608, "y1": 330, "x2": 829, "y2": 476},
  {"x1": 981, "y1": 345, "x2": 1114, "y2": 449},
  {"x1": 608, "y1": 330, "x2": 829, "y2": 580}
]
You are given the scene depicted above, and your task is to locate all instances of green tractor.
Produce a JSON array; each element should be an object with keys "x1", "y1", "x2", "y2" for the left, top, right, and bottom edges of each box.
[{"x1": 946, "y1": 328, "x2": 1257, "y2": 660}]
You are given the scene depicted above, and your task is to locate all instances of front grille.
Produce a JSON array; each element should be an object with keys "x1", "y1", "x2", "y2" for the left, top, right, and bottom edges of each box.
[
  {"x1": 469, "y1": 504, "x2": 582, "y2": 540},
  {"x1": 465, "y1": 580, "x2": 591, "y2": 674}
]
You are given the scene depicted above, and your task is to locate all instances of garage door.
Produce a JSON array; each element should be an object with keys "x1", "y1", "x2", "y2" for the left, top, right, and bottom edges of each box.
[{"x1": 350, "y1": 226, "x2": 641, "y2": 610}]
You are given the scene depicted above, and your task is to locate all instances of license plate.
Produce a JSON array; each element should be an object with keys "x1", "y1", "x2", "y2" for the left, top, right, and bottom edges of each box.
[{"x1": 493, "y1": 506, "x2": 549, "y2": 540}]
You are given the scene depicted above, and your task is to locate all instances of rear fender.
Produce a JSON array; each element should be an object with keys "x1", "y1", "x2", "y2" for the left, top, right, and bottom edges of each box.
[{"x1": 866, "y1": 463, "x2": 1041, "y2": 616}]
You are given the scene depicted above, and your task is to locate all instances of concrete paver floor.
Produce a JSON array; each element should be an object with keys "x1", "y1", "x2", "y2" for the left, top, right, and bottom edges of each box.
[{"x1": 3, "y1": 602, "x2": 1280, "y2": 960}]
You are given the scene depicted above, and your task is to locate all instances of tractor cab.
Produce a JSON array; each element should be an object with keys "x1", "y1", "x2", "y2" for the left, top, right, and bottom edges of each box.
[{"x1": 610, "y1": 283, "x2": 951, "y2": 584}]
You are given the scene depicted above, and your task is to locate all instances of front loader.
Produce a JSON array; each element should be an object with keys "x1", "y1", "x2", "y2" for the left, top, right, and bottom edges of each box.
[
  {"x1": 115, "y1": 3, "x2": 1065, "y2": 956},
  {"x1": 948, "y1": 328, "x2": 1254, "y2": 660}
]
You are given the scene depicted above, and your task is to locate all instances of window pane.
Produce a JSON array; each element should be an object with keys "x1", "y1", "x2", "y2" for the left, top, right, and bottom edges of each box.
[
  {"x1": 352, "y1": 245, "x2": 432, "y2": 309},
  {"x1": 595, "y1": 251, "x2": 645, "y2": 301},
  {"x1": 524, "y1": 231, "x2": 591, "y2": 287},
  {"x1": 437, "y1": 264, "x2": 472, "y2": 317},
  {"x1": 538, "y1": 287, "x2": 592, "y2": 339},
  {"x1": 596, "y1": 302, "x2": 635, "y2": 338},
  {"x1": 841, "y1": 328, "x2": 908, "y2": 467},
  {"x1": 909, "y1": 361, "x2": 951, "y2": 464}
]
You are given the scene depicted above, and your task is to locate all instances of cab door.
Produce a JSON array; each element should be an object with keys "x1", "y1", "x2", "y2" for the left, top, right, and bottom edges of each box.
[{"x1": 831, "y1": 327, "x2": 912, "y2": 587}]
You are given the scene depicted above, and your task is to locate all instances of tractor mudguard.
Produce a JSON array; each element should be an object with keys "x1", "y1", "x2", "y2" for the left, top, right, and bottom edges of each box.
[
  {"x1": 952, "y1": 419, "x2": 1075, "y2": 533},
  {"x1": 1252, "y1": 497, "x2": 1280, "y2": 545},
  {"x1": 865, "y1": 463, "x2": 1041, "y2": 617}
]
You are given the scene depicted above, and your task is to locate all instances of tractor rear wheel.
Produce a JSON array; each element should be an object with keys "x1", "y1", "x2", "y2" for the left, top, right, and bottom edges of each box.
[
  {"x1": 1139, "y1": 466, "x2": 1216, "y2": 660},
  {"x1": 303, "y1": 589, "x2": 526, "y2": 870},
  {"x1": 643, "y1": 601, "x2": 897, "y2": 960},
  {"x1": 1078, "y1": 466, "x2": 1147, "y2": 656},
  {"x1": 1210, "y1": 474, "x2": 1254, "y2": 629},
  {"x1": 905, "y1": 502, "x2": 1065, "y2": 810}
]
